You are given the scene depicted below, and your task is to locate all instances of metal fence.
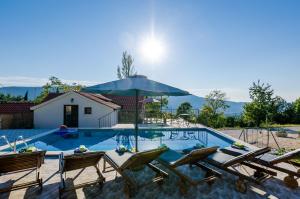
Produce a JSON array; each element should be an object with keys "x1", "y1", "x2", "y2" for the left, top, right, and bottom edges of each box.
[{"x1": 117, "y1": 108, "x2": 201, "y2": 124}]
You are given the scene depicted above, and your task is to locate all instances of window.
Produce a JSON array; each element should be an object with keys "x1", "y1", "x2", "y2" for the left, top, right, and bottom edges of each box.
[{"x1": 84, "y1": 107, "x2": 92, "y2": 114}]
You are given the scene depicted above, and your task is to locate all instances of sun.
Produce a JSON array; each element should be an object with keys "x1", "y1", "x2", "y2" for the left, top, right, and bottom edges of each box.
[{"x1": 140, "y1": 35, "x2": 166, "y2": 64}]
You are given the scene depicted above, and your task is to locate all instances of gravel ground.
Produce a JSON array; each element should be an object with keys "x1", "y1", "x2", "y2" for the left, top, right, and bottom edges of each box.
[{"x1": 221, "y1": 128, "x2": 300, "y2": 150}]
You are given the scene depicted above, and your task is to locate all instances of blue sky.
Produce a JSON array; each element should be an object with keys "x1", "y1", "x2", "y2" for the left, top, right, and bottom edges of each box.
[{"x1": 0, "y1": 0, "x2": 299, "y2": 102}]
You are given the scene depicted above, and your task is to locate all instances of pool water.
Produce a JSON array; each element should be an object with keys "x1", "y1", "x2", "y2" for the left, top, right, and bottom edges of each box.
[{"x1": 2, "y1": 128, "x2": 233, "y2": 152}]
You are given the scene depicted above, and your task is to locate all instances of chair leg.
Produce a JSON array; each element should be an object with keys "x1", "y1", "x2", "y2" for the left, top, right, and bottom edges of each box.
[
  {"x1": 39, "y1": 178, "x2": 43, "y2": 190},
  {"x1": 178, "y1": 179, "x2": 188, "y2": 195},
  {"x1": 103, "y1": 159, "x2": 107, "y2": 172},
  {"x1": 205, "y1": 171, "x2": 216, "y2": 186},
  {"x1": 284, "y1": 175, "x2": 298, "y2": 189},
  {"x1": 235, "y1": 178, "x2": 247, "y2": 193},
  {"x1": 94, "y1": 165, "x2": 105, "y2": 184},
  {"x1": 124, "y1": 183, "x2": 136, "y2": 198},
  {"x1": 36, "y1": 168, "x2": 43, "y2": 190},
  {"x1": 60, "y1": 171, "x2": 66, "y2": 190}
]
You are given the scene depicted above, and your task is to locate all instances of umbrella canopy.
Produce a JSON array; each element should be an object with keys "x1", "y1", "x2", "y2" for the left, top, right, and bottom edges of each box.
[
  {"x1": 82, "y1": 75, "x2": 190, "y2": 151},
  {"x1": 82, "y1": 75, "x2": 189, "y2": 96}
]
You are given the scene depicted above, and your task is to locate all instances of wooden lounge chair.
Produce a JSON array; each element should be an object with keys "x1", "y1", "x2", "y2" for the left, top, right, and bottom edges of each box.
[
  {"x1": 59, "y1": 151, "x2": 105, "y2": 197},
  {"x1": 157, "y1": 146, "x2": 222, "y2": 194},
  {"x1": 0, "y1": 151, "x2": 46, "y2": 193},
  {"x1": 222, "y1": 147, "x2": 300, "y2": 188},
  {"x1": 203, "y1": 147, "x2": 276, "y2": 193},
  {"x1": 103, "y1": 147, "x2": 169, "y2": 197}
]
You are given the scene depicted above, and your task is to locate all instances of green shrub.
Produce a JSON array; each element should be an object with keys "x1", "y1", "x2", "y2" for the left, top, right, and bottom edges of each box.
[{"x1": 274, "y1": 148, "x2": 287, "y2": 156}]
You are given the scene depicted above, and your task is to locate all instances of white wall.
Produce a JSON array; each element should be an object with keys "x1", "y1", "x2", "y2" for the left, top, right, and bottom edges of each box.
[{"x1": 33, "y1": 92, "x2": 118, "y2": 128}]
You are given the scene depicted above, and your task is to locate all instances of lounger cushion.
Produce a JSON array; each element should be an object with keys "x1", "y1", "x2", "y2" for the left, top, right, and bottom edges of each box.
[
  {"x1": 159, "y1": 147, "x2": 218, "y2": 168},
  {"x1": 61, "y1": 151, "x2": 104, "y2": 172},
  {"x1": 222, "y1": 146, "x2": 249, "y2": 156},
  {"x1": 173, "y1": 147, "x2": 218, "y2": 167},
  {"x1": 223, "y1": 146, "x2": 299, "y2": 165},
  {"x1": 207, "y1": 151, "x2": 236, "y2": 167},
  {"x1": 105, "y1": 150, "x2": 134, "y2": 168},
  {"x1": 158, "y1": 149, "x2": 183, "y2": 165},
  {"x1": 257, "y1": 153, "x2": 277, "y2": 164},
  {"x1": 105, "y1": 148, "x2": 167, "y2": 170},
  {"x1": 0, "y1": 151, "x2": 46, "y2": 173}
]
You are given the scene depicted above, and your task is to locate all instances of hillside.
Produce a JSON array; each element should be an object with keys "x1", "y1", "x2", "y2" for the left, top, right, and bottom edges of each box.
[
  {"x1": 0, "y1": 86, "x2": 42, "y2": 100},
  {"x1": 0, "y1": 86, "x2": 245, "y2": 115},
  {"x1": 168, "y1": 95, "x2": 244, "y2": 115}
]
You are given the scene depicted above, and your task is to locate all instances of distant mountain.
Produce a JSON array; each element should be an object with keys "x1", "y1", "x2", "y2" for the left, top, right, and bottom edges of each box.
[
  {"x1": 0, "y1": 86, "x2": 43, "y2": 100},
  {"x1": 0, "y1": 86, "x2": 245, "y2": 115},
  {"x1": 167, "y1": 95, "x2": 245, "y2": 115}
]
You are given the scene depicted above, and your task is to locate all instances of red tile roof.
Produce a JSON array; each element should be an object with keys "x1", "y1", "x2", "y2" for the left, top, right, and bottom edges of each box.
[
  {"x1": 40, "y1": 92, "x2": 138, "y2": 111},
  {"x1": 0, "y1": 102, "x2": 34, "y2": 114},
  {"x1": 76, "y1": 92, "x2": 120, "y2": 110},
  {"x1": 103, "y1": 94, "x2": 144, "y2": 111}
]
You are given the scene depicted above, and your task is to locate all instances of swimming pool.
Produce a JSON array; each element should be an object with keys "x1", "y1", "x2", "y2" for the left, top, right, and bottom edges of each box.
[{"x1": 1, "y1": 128, "x2": 233, "y2": 152}]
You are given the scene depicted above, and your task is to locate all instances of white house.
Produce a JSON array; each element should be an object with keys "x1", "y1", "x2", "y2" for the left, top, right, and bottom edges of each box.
[{"x1": 30, "y1": 91, "x2": 121, "y2": 128}]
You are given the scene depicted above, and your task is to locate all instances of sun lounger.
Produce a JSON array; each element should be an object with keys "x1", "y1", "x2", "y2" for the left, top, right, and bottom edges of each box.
[
  {"x1": 157, "y1": 146, "x2": 222, "y2": 194},
  {"x1": 103, "y1": 148, "x2": 169, "y2": 197},
  {"x1": 203, "y1": 147, "x2": 276, "y2": 193},
  {"x1": 59, "y1": 151, "x2": 105, "y2": 197},
  {"x1": 0, "y1": 151, "x2": 46, "y2": 193},
  {"x1": 222, "y1": 147, "x2": 300, "y2": 188}
]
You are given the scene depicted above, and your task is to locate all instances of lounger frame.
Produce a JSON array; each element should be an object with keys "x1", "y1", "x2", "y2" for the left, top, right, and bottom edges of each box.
[
  {"x1": 221, "y1": 147, "x2": 300, "y2": 188},
  {"x1": 156, "y1": 147, "x2": 222, "y2": 194},
  {"x1": 203, "y1": 147, "x2": 277, "y2": 193},
  {"x1": 0, "y1": 151, "x2": 46, "y2": 193},
  {"x1": 59, "y1": 151, "x2": 105, "y2": 197},
  {"x1": 103, "y1": 148, "x2": 168, "y2": 197}
]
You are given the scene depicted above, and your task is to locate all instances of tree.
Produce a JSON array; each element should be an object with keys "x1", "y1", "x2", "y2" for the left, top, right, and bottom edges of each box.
[
  {"x1": 294, "y1": 98, "x2": 300, "y2": 123},
  {"x1": 294, "y1": 98, "x2": 300, "y2": 115},
  {"x1": 35, "y1": 76, "x2": 83, "y2": 103},
  {"x1": 176, "y1": 102, "x2": 193, "y2": 118},
  {"x1": 24, "y1": 91, "x2": 28, "y2": 101},
  {"x1": 117, "y1": 51, "x2": 137, "y2": 79},
  {"x1": 243, "y1": 80, "x2": 278, "y2": 126},
  {"x1": 0, "y1": 93, "x2": 24, "y2": 102},
  {"x1": 204, "y1": 90, "x2": 229, "y2": 115},
  {"x1": 145, "y1": 97, "x2": 168, "y2": 119},
  {"x1": 198, "y1": 90, "x2": 229, "y2": 128}
]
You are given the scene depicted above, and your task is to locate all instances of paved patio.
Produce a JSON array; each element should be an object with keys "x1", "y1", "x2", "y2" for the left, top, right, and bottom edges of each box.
[
  {"x1": 0, "y1": 157, "x2": 299, "y2": 199},
  {"x1": 0, "y1": 124, "x2": 299, "y2": 198}
]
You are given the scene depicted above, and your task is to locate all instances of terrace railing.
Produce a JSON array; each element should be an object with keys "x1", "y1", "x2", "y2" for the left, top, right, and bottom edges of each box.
[
  {"x1": 117, "y1": 108, "x2": 200, "y2": 127},
  {"x1": 111, "y1": 129, "x2": 208, "y2": 146},
  {"x1": 98, "y1": 111, "x2": 116, "y2": 128}
]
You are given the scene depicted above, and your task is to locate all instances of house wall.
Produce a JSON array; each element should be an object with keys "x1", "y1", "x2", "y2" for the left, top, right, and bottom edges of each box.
[{"x1": 33, "y1": 92, "x2": 118, "y2": 128}]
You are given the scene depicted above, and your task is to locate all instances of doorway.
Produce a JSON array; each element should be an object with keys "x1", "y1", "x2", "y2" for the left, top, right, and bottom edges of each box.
[{"x1": 64, "y1": 105, "x2": 78, "y2": 127}]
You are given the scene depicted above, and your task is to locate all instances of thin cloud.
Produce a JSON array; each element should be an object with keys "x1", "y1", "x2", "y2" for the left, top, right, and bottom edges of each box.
[
  {"x1": 0, "y1": 76, "x2": 100, "y2": 87},
  {"x1": 186, "y1": 88, "x2": 251, "y2": 102},
  {"x1": 186, "y1": 87, "x2": 299, "y2": 103}
]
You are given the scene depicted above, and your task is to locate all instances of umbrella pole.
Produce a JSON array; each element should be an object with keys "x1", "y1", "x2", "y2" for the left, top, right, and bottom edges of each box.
[
  {"x1": 160, "y1": 96, "x2": 163, "y2": 121},
  {"x1": 135, "y1": 90, "x2": 139, "y2": 151}
]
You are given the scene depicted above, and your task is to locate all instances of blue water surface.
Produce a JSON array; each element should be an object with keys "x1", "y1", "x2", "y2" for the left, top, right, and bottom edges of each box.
[{"x1": 1, "y1": 128, "x2": 233, "y2": 152}]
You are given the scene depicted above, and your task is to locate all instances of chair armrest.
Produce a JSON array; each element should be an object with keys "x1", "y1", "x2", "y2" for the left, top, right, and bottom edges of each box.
[
  {"x1": 222, "y1": 147, "x2": 270, "y2": 168},
  {"x1": 270, "y1": 148, "x2": 300, "y2": 164}
]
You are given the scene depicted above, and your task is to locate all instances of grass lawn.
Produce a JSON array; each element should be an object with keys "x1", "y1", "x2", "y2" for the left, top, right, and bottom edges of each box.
[{"x1": 270, "y1": 124, "x2": 300, "y2": 127}]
